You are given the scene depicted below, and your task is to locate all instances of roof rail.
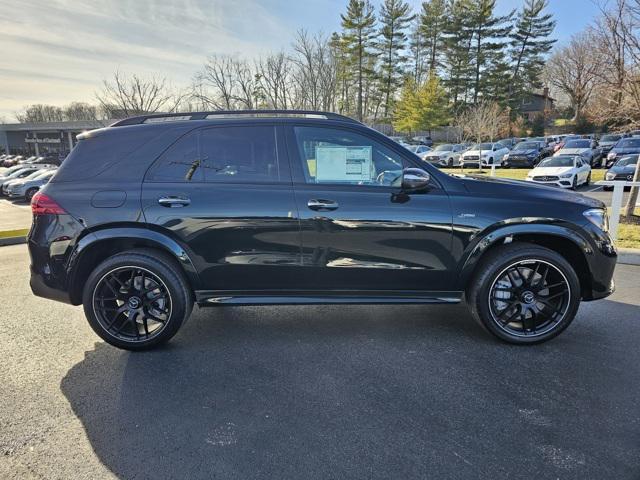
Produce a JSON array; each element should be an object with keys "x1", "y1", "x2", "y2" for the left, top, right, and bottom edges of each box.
[{"x1": 110, "y1": 110, "x2": 359, "y2": 127}]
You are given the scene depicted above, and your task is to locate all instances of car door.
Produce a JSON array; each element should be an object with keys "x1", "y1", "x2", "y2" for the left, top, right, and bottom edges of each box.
[
  {"x1": 141, "y1": 124, "x2": 302, "y2": 292},
  {"x1": 286, "y1": 124, "x2": 455, "y2": 293}
]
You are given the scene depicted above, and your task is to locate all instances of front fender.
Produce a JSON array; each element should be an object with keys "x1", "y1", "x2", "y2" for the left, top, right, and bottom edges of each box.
[{"x1": 455, "y1": 220, "x2": 592, "y2": 290}]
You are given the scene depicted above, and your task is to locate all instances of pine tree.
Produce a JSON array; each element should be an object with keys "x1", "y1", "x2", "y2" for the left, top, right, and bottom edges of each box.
[
  {"x1": 508, "y1": 0, "x2": 556, "y2": 106},
  {"x1": 415, "y1": 73, "x2": 450, "y2": 132},
  {"x1": 341, "y1": 0, "x2": 377, "y2": 121},
  {"x1": 419, "y1": 0, "x2": 447, "y2": 74},
  {"x1": 377, "y1": 0, "x2": 414, "y2": 119},
  {"x1": 468, "y1": 0, "x2": 514, "y2": 104},
  {"x1": 442, "y1": 0, "x2": 476, "y2": 111}
]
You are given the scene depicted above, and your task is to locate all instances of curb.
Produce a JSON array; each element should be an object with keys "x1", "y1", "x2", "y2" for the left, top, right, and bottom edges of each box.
[
  {"x1": 0, "y1": 228, "x2": 29, "y2": 247},
  {"x1": 618, "y1": 248, "x2": 640, "y2": 266}
]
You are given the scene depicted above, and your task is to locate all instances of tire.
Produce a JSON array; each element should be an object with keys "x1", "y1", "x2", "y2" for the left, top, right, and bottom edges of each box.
[
  {"x1": 585, "y1": 172, "x2": 591, "y2": 186},
  {"x1": 571, "y1": 176, "x2": 577, "y2": 190},
  {"x1": 25, "y1": 187, "x2": 38, "y2": 202},
  {"x1": 82, "y1": 249, "x2": 193, "y2": 351},
  {"x1": 466, "y1": 243, "x2": 581, "y2": 345},
  {"x1": 448, "y1": 158, "x2": 453, "y2": 167}
]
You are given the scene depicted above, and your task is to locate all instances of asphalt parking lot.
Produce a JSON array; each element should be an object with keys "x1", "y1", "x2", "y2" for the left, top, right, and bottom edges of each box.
[{"x1": 1, "y1": 244, "x2": 639, "y2": 479}]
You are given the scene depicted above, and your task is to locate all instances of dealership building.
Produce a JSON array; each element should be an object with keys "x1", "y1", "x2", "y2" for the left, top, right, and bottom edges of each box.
[{"x1": 0, "y1": 120, "x2": 112, "y2": 157}]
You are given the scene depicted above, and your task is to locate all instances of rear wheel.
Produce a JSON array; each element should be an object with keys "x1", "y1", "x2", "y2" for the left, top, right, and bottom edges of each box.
[
  {"x1": 467, "y1": 243, "x2": 581, "y2": 344},
  {"x1": 25, "y1": 187, "x2": 38, "y2": 202},
  {"x1": 82, "y1": 250, "x2": 193, "y2": 350}
]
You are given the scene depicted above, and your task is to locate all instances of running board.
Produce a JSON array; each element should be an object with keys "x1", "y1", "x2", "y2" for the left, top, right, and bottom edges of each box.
[{"x1": 195, "y1": 290, "x2": 463, "y2": 306}]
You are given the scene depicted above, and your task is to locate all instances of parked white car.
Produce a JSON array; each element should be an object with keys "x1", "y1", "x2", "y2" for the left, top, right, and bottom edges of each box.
[
  {"x1": 460, "y1": 142, "x2": 510, "y2": 167},
  {"x1": 422, "y1": 143, "x2": 466, "y2": 167},
  {"x1": 525, "y1": 155, "x2": 591, "y2": 189},
  {"x1": 403, "y1": 144, "x2": 432, "y2": 159},
  {"x1": 4, "y1": 169, "x2": 57, "y2": 201}
]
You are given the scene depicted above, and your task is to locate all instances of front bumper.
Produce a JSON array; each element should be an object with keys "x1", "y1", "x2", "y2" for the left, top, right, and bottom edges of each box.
[{"x1": 525, "y1": 177, "x2": 573, "y2": 188}]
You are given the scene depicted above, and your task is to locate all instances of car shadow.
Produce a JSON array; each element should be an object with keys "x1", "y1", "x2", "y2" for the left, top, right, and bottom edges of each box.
[{"x1": 61, "y1": 300, "x2": 640, "y2": 480}]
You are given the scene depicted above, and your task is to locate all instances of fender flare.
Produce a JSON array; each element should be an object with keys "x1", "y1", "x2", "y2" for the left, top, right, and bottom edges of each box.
[
  {"x1": 455, "y1": 222, "x2": 592, "y2": 290},
  {"x1": 67, "y1": 226, "x2": 201, "y2": 298}
]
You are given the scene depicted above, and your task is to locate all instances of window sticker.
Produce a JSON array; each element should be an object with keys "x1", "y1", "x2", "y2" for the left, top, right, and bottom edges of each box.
[{"x1": 315, "y1": 146, "x2": 373, "y2": 182}]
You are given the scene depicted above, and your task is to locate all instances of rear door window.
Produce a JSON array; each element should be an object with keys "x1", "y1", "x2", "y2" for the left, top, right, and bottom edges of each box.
[
  {"x1": 145, "y1": 132, "x2": 202, "y2": 182},
  {"x1": 200, "y1": 126, "x2": 281, "y2": 183}
]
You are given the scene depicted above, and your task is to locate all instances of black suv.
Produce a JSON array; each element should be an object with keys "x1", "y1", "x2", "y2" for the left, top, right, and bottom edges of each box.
[
  {"x1": 28, "y1": 111, "x2": 617, "y2": 350},
  {"x1": 503, "y1": 140, "x2": 550, "y2": 168}
]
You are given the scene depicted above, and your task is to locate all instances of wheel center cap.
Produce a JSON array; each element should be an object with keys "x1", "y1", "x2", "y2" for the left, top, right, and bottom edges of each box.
[
  {"x1": 128, "y1": 296, "x2": 141, "y2": 309},
  {"x1": 521, "y1": 291, "x2": 536, "y2": 304}
]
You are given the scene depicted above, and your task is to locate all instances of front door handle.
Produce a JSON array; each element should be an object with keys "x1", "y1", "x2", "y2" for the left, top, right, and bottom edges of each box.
[
  {"x1": 307, "y1": 199, "x2": 339, "y2": 211},
  {"x1": 158, "y1": 196, "x2": 191, "y2": 208}
]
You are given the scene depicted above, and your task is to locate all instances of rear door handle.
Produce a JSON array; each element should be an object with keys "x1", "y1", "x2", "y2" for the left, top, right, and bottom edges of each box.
[
  {"x1": 158, "y1": 196, "x2": 191, "y2": 207},
  {"x1": 307, "y1": 199, "x2": 339, "y2": 211}
]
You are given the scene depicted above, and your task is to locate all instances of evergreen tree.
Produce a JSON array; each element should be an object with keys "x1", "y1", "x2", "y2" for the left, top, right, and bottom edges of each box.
[
  {"x1": 468, "y1": 0, "x2": 514, "y2": 104},
  {"x1": 341, "y1": 0, "x2": 377, "y2": 121},
  {"x1": 419, "y1": 0, "x2": 447, "y2": 74},
  {"x1": 508, "y1": 0, "x2": 556, "y2": 106},
  {"x1": 442, "y1": 0, "x2": 476, "y2": 111},
  {"x1": 392, "y1": 74, "x2": 449, "y2": 133},
  {"x1": 377, "y1": 0, "x2": 414, "y2": 119}
]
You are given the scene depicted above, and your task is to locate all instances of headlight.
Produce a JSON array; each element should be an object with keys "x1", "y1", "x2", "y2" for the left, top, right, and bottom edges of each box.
[
  {"x1": 559, "y1": 173, "x2": 573, "y2": 178},
  {"x1": 607, "y1": 152, "x2": 617, "y2": 159},
  {"x1": 584, "y1": 208, "x2": 609, "y2": 232},
  {"x1": 503, "y1": 154, "x2": 509, "y2": 160},
  {"x1": 606, "y1": 172, "x2": 615, "y2": 180}
]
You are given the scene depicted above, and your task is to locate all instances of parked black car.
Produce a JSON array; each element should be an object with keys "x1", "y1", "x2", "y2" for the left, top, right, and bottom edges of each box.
[
  {"x1": 503, "y1": 140, "x2": 550, "y2": 167},
  {"x1": 604, "y1": 154, "x2": 639, "y2": 191},
  {"x1": 605, "y1": 137, "x2": 640, "y2": 167},
  {"x1": 28, "y1": 110, "x2": 617, "y2": 350},
  {"x1": 598, "y1": 134, "x2": 622, "y2": 158}
]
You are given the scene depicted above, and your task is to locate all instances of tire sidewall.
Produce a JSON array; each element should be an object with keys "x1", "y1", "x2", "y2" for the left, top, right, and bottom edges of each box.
[
  {"x1": 82, "y1": 252, "x2": 190, "y2": 350},
  {"x1": 470, "y1": 245, "x2": 581, "y2": 344}
]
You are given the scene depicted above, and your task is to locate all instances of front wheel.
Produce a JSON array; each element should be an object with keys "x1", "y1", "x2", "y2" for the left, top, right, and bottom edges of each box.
[
  {"x1": 466, "y1": 243, "x2": 581, "y2": 344},
  {"x1": 82, "y1": 249, "x2": 193, "y2": 350},
  {"x1": 585, "y1": 172, "x2": 591, "y2": 186},
  {"x1": 25, "y1": 187, "x2": 38, "y2": 202}
]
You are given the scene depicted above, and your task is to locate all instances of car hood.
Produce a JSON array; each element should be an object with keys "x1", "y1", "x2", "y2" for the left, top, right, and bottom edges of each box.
[
  {"x1": 5, "y1": 179, "x2": 25, "y2": 187},
  {"x1": 609, "y1": 165, "x2": 638, "y2": 175},
  {"x1": 529, "y1": 166, "x2": 573, "y2": 176},
  {"x1": 611, "y1": 147, "x2": 640, "y2": 155},
  {"x1": 431, "y1": 151, "x2": 452, "y2": 156},
  {"x1": 459, "y1": 175, "x2": 603, "y2": 209},
  {"x1": 510, "y1": 149, "x2": 537, "y2": 156},
  {"x1": 557, "y1": 148, "x2": 589, "y2": 155}
]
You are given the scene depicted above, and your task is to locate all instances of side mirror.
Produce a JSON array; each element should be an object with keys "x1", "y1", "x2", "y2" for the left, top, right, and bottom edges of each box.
[{"x1": 401, "y1": 168, "x2": 431, "y2": 191}]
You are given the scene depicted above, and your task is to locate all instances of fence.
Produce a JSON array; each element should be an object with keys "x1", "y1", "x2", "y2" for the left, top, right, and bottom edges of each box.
[{"x1": 596, "y1": 180, "x2": 640, "y2": 241}]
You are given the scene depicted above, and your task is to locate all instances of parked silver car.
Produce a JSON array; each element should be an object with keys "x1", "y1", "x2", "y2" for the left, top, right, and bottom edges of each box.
[
  {"x1": 4, "y1": 169, "x2": 57, "y2": 201},
  {"x1": 422, "y1": 143, "x2": 467, "y2": 167}
]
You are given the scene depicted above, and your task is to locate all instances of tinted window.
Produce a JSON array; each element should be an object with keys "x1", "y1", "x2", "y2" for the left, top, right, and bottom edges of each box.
[
  {"x1": 565, "y1": 140, "x2": 590, "y2": 148},
  {"x1": 146, "y1": 132, "x2": 202, "y2": 182},
  {"x1": 619, "y1": 138, "x2": 640, "y2": 148},
  {"x1": 200, "y1": 126, "x2": 280, "y2": 183},
  {"x1": 293, "y1": 126, "x2": 406, "y2": 187}
]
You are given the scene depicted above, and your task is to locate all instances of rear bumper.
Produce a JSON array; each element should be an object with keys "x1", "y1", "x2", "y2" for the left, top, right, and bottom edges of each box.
[{"x1": 29, "y1": 262, "x2": 73, "y2": 304}]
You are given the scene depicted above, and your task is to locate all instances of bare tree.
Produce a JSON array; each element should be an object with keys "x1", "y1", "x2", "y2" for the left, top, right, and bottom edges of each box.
[
  {"x1": 256, "y1": 52, "x2": 293, "y2": 109},
  {"x1": 291, "y1": 30, "x2": 337, "y2": 111},
  {"x1": 16, "y1": 104, "x2": 64, "y2": 123},
  {"x1": 545, "y1": 33, "x2": 601, "y2": 123},
  {"x1": 63, "y1": 102, "x2": 98, "y2": 121},
  {"x1": 453, "y1": 101, "x2": 508, "y2": 142},
  {"x1": 96, "y1": 71, "x2": 184, "y2": 117}
]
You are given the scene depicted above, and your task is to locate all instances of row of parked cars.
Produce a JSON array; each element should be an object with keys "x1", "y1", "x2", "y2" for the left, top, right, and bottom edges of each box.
[
  {"x1": 1, "y1": 154, "x2": 61, "y2": 168},
  {"x1": 0, "y1": 162, "x2": 58, "y2": 201}
]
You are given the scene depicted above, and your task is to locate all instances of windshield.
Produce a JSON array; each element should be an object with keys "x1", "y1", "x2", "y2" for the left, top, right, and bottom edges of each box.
[
  {"x1": 473, "y1": 143, "x2": 493, "y2": 150},
  {"x1": 601, "y1": 135, "x2": 621, "y2": 142},
  {"x1": 618, "y1": 138, "x2": 640, "y2": 148},
  {"x1": 515, "y1": 142, "x2": 538, "y2": 150},
  {"x1": 564, "y1": 140, "x2": 590, "y2": 148},
  {"x1": 434, "y1": 144, "x2": 453, "y2": 151},
  {"x1": 404, "y1": 145, "x2": 419, "y2": 152},
  {"x1": 615, "y1": 155, "x2": 639, "y2": 166},
  {"x1": 539, "y1": 156, "x2": 575, "y2": 167}
]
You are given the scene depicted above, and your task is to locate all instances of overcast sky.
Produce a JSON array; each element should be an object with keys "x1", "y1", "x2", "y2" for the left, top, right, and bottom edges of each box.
[{"x1": 0, "y1": 0, "x2": 600, "y2": 121}]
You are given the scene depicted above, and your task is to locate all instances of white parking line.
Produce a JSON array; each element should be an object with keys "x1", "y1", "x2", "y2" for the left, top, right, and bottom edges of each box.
[{"x1": 583, "y1": 185, "x2": 603, "y2": 192}]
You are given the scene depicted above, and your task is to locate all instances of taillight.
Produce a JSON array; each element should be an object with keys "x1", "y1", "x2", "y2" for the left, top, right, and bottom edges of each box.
[{"x1": 31, "y1": 192, "x2": 66, "y2": 215}]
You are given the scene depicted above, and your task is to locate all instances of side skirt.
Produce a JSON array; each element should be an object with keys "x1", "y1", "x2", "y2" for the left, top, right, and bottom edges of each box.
[{"x1": 195, "y1": 290, "x2": 463, "y2": 306}]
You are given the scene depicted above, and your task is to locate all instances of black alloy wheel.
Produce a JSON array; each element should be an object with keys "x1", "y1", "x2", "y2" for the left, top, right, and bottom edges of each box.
[
  {"x1": 83, "y1": 250, "x2": 192, "y2": 350},
  {"x1": 466, "y1": 243, "x2": 581, "y2": 344},
  {"x1": 571, "y1": 176, "x2": 578, "y2": 190},
  {"x1": 488, "y1": 260, "x2": 571, "y2": 338},
  {"x1": 92, "y1": 266, "x2": 172, "y2": 342},
  {"x1": 585, "y1": 172, "x2": 591, "y2": 186}
]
